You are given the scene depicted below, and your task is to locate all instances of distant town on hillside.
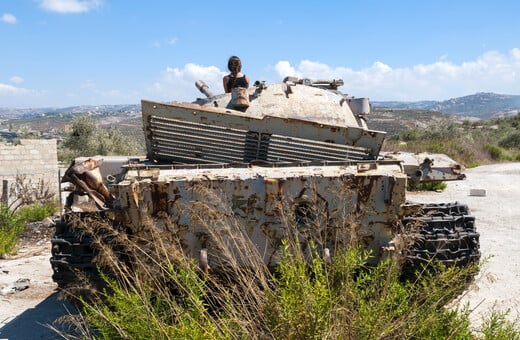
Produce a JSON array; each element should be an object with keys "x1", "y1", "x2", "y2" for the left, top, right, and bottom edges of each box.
[
  {"x1": 1, "y1": 92, "x2": 519, "y2": 144},
  {"x1": 1, "y1": 92, "x2": 519, "y2": 120}
]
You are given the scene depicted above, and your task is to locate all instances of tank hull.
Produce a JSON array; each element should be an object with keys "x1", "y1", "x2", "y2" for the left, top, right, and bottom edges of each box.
[{"x1": 50, "y1": 78, "x2": 480, "y2": 287}]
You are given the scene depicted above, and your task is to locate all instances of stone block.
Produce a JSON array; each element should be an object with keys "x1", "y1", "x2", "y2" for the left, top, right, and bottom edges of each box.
[{"x1": 470, "y1": 188, "x2": 487, "y2": 197}]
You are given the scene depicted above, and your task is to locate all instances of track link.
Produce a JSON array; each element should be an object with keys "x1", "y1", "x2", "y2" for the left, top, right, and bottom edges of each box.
[
  {"x1": 50, "y1": 219, "x2": 98, "y2": 288},
  {"x1": 402, "y1": 202, "x2": 480, "y2": 275}
]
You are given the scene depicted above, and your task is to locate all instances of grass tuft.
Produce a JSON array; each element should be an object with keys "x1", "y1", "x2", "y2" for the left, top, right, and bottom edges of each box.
[
  {"x1": 0, "y1": 204, "x2": 24, "y2": 255},
  {"x1": 56, "y1": 191, "x2": 517, "y2": 340}
]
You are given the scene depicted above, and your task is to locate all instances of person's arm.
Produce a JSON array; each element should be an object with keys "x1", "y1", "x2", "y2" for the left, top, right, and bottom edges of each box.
[
  {"x1": 223, "y1": 75, "x2": 230, "y2": 93},
  {"x1": 245, "y1": 75, "x2": 250, "y2": 88}
]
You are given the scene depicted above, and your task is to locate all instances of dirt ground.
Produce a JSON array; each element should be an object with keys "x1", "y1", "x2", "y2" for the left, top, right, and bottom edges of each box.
[
  {"x1": 0, "y1": 222, "x2": 75, "y2": 339},
  {"x1": 409, "y1": 162, "x2": 520, "y2": 327},
  {"x1": 0, "y1": 162, "x2": 519, "y2": 338}
]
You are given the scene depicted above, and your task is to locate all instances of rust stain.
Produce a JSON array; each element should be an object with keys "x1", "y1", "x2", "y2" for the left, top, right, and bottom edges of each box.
[
  {"x1": 151, "y1": 182, "x2": 168, "y2": 215},
  {"x1": 131, "y1": 183, "x2": 139, "y2": 208},
  {"x1": 232, "y1": 195, "x2": 248, "y2": 215}
]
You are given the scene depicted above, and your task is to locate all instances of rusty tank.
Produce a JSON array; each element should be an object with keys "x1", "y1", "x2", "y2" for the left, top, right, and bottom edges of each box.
[{"x1": 50, "y1": 77, "x2": 480, "y2": 286}]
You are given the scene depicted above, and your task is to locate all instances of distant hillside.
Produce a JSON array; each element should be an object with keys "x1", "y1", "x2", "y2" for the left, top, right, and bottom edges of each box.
[
  {"x1": 0, "y1": 104, "x2": 143, "y2": 142},
  {"x1": 373, "y1": 92, "x2": 520, "y2": 119},
  {"x1": 368, "y1": 107, "x2": 458, "y2": 136},
  {"x1": 3, "y1": 92, "x2": 520, "y2": 120},
  {"x1": 0, "y1": 104, "x2": 141, "y2": 119}
]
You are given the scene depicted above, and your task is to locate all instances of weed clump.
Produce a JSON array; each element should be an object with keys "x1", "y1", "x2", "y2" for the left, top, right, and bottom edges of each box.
[
  {"x1": 384, "y1": 116, "x2": 520, "y2": 167},
  {"x1": 0, "y1": 204, "x2": 24, "y2": 255},
  {"x1": 54, "y1": 190, "x2": 512, "y2": 340},
  {"x1": 0, "y1": 175, "x2": 57, "y2": 255}
]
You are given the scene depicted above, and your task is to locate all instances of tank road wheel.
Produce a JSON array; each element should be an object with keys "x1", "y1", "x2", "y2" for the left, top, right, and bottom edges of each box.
[{"x1": 401, "y1": 202, "x2": 480, "y2": 277}]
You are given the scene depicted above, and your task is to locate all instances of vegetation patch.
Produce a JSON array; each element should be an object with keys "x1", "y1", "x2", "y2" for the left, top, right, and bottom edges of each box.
[
  {"x1": 484, "y1": 144, "x2": 512, "y2": 161},
  {"x1": 17, "y1": 201, "x2": 58, "y2": 222},
  {"x1": 54, "y1": 199, "x2": 518, "y2": 339},
  {"x1": 382, "y1": 113, "x2": 520, "y2": 167},
  {"x1": 407, "y1": 181, "x2": 447, "y2": 192},
  {"x1": 499, "y1": 131, "x2": 520, "y2": 149},
  {"x1": 0, "y1": 176, "x2": 57, "y2": 255},
  {"x1": 0, "y1": 204, "x2": 24, "y2": 255},
  {"x1": 58, "y1": 116, "x2": 144, "y2": 163}
]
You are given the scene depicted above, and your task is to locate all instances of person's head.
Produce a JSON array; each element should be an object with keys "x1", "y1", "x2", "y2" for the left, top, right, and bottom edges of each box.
[{"x1": 227, "y1": 56, "x2": 242, "y2": 75}]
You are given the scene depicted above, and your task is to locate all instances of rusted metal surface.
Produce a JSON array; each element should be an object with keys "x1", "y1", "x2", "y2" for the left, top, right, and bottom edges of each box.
[
  {"x1": 114, "y1": 161, "x2": 407, "y2": 267},
  {"x1": 53, "y1": 77, "x2": 478, "y2": 288},
  {"x1": 62, "y1": 157, "x2": 114, "y2": 210},
  {"x1": 141, "y1": 100, "x2": 385, "y2": 164},
  {"x1": 143, "y1": 78, "x2": 385, "y2": 166},
  {"x1": 381, "y1": 151, "x2": 466, "y2": 182},
  {"x1": 60, "y1": 158, "x2": 408, "y2": 266}
]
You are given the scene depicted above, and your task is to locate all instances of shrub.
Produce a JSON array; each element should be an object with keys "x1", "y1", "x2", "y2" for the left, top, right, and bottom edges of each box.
[
  {"x1": 408, "y1": 181, "x2": 447, "y2": 191},
  {"x1": 55, "y1": 197, "x2": 515, "y2": 340},
  {"x1": 59, "y1": 116, "x2": 143, "y2": 163},
  {"x1": 499, "y1": 131, "x2": 520, "y2": 149},
  {"x1": 398, "y1": 129, "x2": 420, "y2": 142},
  {"x1": 76, "y1": 236, "x2": 483, "y2": 339},
  {"x1": 17, "y1": 201, "x2": 57, "y2": 222},
  {"x1": 484, "y1": 144, "x2": 512, "y2": 161},
  {"x1": 0, "y1": 204, "x2": 24, "y2": 255},
  {"x1": 466, "y1": 161, "x2": 481, "y2": 168},
  {"x1": 384, "y1": 118, "x2": 520, "y2": 167},
  {"x1": 480, "y1": 308, "x2": 520, "y2": 340}
]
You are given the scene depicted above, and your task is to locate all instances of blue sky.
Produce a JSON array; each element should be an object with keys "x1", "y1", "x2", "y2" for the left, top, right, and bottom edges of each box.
[{"x1": 1, "y1": 0, "x2": 520, "y2": 108}]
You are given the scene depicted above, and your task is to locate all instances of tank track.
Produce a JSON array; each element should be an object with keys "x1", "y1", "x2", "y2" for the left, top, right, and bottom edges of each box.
[
  {"x1": 401, "y1": 202, "x2": 480, "y2": 276},
  {"x1": 50, "y1": 202, "x2": 481, "y2": 287},
  {"x1": 50, "y1": 219, "x2": 98, "y2": 288}
]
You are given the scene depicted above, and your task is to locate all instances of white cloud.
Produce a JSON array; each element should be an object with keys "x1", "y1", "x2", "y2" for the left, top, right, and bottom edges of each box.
[
  {"x1": 37, "y1": 0, "x2": 103, "y2": 14},
  {"x1": 9, "y1": 76, "x2": 24, "y2": 84},
  {"x1": 147, "y1": 63, "x2": 226, "y2": 102},
  {"x1": 152, "y1": 37, "x2": 180, "y2": 48},
  {"x1": 275, "y1": 61, "x2": 298, "y2": 78},
  {"x1": 9, "y1": 48, "x2": 516, "y2": 108},
  {"x1": 79, "y1": 80, "x2": 127, "y2": 100},
  {"x1": 273, "y1": 48, "x2": 520, "y2": 101},
  {"x1": 147, "y1": 49, "x2": 520, "y2": 103},
  {"x1": 0, "y1": 83, "x2": 29, "y2": 95},
  {"x1": 372, "y1": 61, "x2": 392, "y2": 73},
  {"x1": 1, "y1": 13, "x2": 17, "y2": 24}
]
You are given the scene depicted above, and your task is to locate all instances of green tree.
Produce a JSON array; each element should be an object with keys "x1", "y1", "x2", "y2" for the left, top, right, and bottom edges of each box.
[
  {"x1": 62, "y1": 116, "x2": 97, "y2": 156},
  {"x1": 59, "y1": 116, "x2": 142, "y2": 163}
]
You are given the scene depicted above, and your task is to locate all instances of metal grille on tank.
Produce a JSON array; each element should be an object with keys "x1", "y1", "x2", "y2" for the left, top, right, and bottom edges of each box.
[
  {"x1": 148, "y1": 116, "x2": 372, "y2": 164},
  {"x1": 265, "y1": 134, "x2": 371, "y2": 162}
]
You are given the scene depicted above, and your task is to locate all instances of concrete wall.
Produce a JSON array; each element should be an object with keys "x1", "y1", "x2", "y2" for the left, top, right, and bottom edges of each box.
[{"x1": 0, "y1": 139, "x2": 59, "y2": 206}]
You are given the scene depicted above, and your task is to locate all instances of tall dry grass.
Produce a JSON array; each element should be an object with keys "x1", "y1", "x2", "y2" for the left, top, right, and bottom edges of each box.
[{"x1": 54, "y1": 186, "x2": 518, "y2": 339}]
